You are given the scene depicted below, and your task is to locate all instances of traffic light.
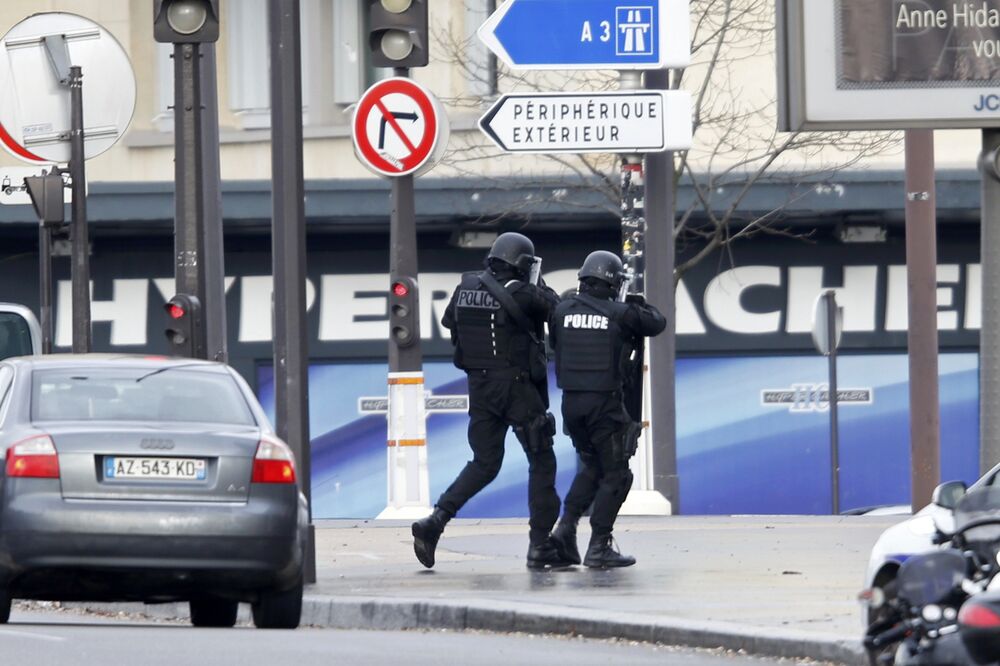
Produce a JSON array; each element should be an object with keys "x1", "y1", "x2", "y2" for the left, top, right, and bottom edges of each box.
[
  {"x1": 164, "y1": 294, "x2": 206, "y2": 358},
  {"x1": 24, "y1": 169, "x2": 65, "y2": 227},
  {"x1": 153, "y1": 0, "x2": 220, "y2": 44},
  {"x1": 389, "y1": 276, "x2": 419, "y2": 348},
  {"x1": 367, "y1": 0, "x2": 429, "y2": 69}
]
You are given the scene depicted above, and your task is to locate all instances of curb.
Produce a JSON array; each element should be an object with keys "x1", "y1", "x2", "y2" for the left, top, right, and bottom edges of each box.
[{"x1": 57, "y1": 595, "x2": 866, "y2": 665}]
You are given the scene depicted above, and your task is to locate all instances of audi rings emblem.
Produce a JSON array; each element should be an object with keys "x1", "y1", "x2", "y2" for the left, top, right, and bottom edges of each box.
[{"x1": 140, "y1": 438, "x2": 176, "y2": 450}]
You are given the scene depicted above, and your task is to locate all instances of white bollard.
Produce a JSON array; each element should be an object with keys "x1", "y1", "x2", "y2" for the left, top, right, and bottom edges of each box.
[
  {"x1": 375, "y1": 371, "x2": 432, "y2": 520},
  {"x1": 619, "y1": 346, "x2": 672, "y2": 515}
]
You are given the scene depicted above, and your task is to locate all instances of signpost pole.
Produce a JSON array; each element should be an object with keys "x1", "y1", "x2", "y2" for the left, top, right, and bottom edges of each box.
[
  {"x1": 69, "y1": 65, "x2": 91, "y2": 353},
  {"x1": 981, "y1": 129, "x2": 1000, "y2": 476},
  {"x1": 173, "y1": 42, "x2": 207, "y2": 353},
  {"x1": 199, "y1": 44, "x2": 227, "y2": 363},
  {"x1": 379, "y1": 66, "x2": 431, "y2": 521},
  {"x1": 38, "y1": 223, "x2": 53, "y2": 354},
  {"x1": 825, "y1": 290, "x2": 840, "y2": 515},
  {"x1": 351, "y1": 71, "x2": 445, "y2": 519},
  {"x1": 268, "y1": 0, "x2": 315, "y2": 585},
  {"x1": 904, "y1": 129, "x2": 940, "y2": 512},
  {"x1": 643, "y1": 67, "x2": 679, "y2": 514}
]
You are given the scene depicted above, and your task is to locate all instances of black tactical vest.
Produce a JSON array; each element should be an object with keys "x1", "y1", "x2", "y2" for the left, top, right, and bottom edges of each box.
[
  {"x1": 553, "y1": 293, "x2": 628, "y2": 391},
  {"x1": 453, "y1": 272, "x2": 532, "y2": 371}
]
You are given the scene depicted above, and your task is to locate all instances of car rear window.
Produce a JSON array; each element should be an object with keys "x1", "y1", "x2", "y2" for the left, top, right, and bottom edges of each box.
[{"x1": 31, "y1": 367, "x2": 257, "y2": 425}]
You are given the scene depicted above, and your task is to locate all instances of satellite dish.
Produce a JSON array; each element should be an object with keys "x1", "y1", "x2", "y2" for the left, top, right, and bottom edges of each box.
[{"x1": 0, "y1": 12, "x2": 136, "y2": 164}]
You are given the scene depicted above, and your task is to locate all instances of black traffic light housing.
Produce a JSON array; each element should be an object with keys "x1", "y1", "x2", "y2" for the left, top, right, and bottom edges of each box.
[
  {"x1": 153, "y1": 0, "x2": 220, "y2": 44},
  {"x1": 164, "y1": 294, "x2": 206, "y2": 358},
  {"x1": 389, "y1": 276, "x2": 419, "y2": 348},
  {"x1": 367, "y1": 0, "x2": 429, "y2": 69},
  {"x1": 24, "y1": 169, "x2": 65, "y2": 227}
]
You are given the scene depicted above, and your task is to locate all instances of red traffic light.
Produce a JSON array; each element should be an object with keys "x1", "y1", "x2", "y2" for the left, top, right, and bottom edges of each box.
[
  {"x1": 168, "y1": 304, "x2": 186, "y2": 320},
  {"x1": 392, "y1": 282, "x2": 409, "y2": 297}
]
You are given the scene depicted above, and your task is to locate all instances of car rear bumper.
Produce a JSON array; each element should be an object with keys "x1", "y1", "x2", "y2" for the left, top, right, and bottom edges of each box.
[{"x1": 0, "y1": 479, "x2": 305, "y2": 600}]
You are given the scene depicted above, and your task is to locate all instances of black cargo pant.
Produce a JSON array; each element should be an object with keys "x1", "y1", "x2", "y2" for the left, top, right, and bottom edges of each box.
[
  {"x1": 436, "y1": 368, "x2": 560, "y2": 546},
  {"x1": 561, "y1": 391, "x2": 634, "y2": 537}
]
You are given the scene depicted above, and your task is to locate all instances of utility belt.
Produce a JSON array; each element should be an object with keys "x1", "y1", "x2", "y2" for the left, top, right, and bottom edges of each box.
[
  {"x1": 467, "y1": 366, "x2": 527, "y2": 380},
  {"x1": 515, "y1": 411, "x2": 557, "y2": 454}
]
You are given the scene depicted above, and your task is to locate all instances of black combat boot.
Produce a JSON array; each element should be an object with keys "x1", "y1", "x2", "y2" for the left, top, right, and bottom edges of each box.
[
  {"x1": 526, "y1": 537, "x2": 575, "y2": 570},
  {"x1": 583, "y1": 533, "x2": 636, "y2": 568},
  {"x1": 550, "y1": 519, "x2": 581, "y2": 565},
  {"x1": 411, "y1": 507, "x2": 451, "y2": 569}
]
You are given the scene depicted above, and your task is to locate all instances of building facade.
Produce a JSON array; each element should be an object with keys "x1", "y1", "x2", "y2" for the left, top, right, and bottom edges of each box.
[{"x1": 0, "y1": 1, "x2": 987, "y2": 517}]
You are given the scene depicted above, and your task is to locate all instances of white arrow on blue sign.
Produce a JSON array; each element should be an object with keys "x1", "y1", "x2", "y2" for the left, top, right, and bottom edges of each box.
[{"x1": 477, "y1": 0, "x2": 690, "y2": 71}]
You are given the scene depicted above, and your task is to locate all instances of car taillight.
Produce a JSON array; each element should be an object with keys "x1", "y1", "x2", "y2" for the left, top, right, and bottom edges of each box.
[
  {"x1": 960, "y1": 602, "x2": 1000, "y2": 628},
  {"x1": 5, "y1": 435, "x2": 60, "y2": 478},
  {"x1": 252, "y1": 436, "x2": 296, "y2": 484}
]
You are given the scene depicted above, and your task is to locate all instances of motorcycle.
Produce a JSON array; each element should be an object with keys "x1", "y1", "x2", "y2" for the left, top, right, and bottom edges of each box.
[
  {"x1": 950, "y1": 486, "x2": 1000, "y2": 665},
  {"x1": 863, "y1": 485, "x2": 1000, "y2": 665}
]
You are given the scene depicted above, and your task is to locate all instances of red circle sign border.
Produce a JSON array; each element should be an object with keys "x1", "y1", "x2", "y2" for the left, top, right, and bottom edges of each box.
[{"x1": 353, "y1": 78, "x2": 441, "y2": 177}]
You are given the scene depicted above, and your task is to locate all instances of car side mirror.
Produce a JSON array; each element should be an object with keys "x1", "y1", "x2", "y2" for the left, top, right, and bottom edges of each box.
[{"x1": 932, "y1": 480, "x2": 968, "y2": 510}]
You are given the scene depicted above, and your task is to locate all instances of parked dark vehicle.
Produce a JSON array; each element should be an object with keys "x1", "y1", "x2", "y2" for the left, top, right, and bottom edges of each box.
[{"x1": 0, "y1": 355, "x2": 308, "y2": 628}]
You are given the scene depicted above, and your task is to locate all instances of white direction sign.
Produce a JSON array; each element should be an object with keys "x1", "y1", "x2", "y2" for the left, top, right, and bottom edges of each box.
[{"x1": 479, "y1": 90, "x2": 692, "y2": 154}]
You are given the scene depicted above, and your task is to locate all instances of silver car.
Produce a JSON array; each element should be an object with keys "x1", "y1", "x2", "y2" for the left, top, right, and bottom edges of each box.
[{"x1": 0, "y1": 355, "x2": 308, "y2": 628}]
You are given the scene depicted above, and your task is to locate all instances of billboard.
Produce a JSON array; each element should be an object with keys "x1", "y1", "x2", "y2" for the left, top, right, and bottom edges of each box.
[
  {"x1": 778, "y1": 0, "x2": 1000, "y2": 129},
  {"x1": 258, "y1": 353, "x2": 980, "y2": 519}
]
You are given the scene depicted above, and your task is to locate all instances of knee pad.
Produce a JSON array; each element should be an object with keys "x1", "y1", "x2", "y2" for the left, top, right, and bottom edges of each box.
[
  {"x1": 578, "y1": 450, "x2": 600, "y2": 471},
  {"x1": 471, "y1": 452, "x2": 503, "y2": 481},
  {"x1": 605, "y1": 468, "x2": 634, "y2": 496}
]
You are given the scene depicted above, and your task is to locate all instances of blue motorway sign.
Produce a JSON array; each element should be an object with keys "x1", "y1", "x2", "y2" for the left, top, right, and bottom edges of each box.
[{"x1": 477, "y1": 0, "x2": 689, "y2": 71}]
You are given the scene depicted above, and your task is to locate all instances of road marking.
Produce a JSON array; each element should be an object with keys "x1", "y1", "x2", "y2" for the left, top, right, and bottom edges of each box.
[{"x1": 0, "y1": 627, "x2": 66, "y2": 641}]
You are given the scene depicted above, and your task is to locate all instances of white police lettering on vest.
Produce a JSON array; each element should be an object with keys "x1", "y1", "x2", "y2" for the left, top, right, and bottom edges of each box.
[{"x1": 564, "y1": 314, "x2": 609, "y2": 330}]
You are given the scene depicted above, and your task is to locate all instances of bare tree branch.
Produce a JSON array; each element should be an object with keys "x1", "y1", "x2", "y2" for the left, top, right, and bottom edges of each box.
[{"x1": 437, "y1": 0, "x2": 903, "y2": 280}]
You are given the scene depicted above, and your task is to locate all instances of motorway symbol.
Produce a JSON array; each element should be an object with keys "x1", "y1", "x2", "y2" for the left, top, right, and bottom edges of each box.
[
  {"x1": 352, "y1": 77, "x2": 450, "y2": 178},
  {"x1": 478, "y1": 90, "x2": 692, "y2": 154},
  {"x1": 477, "y1": 0, "x2": 690, "y2": 71}
]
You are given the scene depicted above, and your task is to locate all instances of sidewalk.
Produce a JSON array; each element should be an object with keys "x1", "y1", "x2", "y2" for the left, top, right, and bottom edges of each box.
[
  {"x1": 304, "y1": 515, "x2": 898, "y2": 664},
  {"x1": 59, "y1": 515, "x2": 903, "y2": 664}
]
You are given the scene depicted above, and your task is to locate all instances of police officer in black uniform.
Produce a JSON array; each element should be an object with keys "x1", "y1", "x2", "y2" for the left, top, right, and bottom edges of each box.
[
  {"x1": 548, "y1": 250, "x2": 666, "y2": 568},
  {"x1": 411, "y1": 232, "x2": 570, "y2": 569}
]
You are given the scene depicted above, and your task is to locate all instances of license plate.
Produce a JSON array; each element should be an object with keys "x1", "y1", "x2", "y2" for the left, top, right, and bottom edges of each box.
[{"x1": 104, "y1": 457, "x2": 206, "y2": 481}]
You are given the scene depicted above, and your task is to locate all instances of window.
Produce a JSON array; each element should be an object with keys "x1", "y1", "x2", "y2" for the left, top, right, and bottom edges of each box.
[
  {"x1": 0, "y1": 314, "x2": 33, "y2": 361},
  {"x1": 152, "y1": 0, "x2": 378, "y2": 132},
  {"x1": 31, "y1": 368, "x2": 256, "y2": 425},
  {"x1": 0, "y1": 365, "x2": 13, "y2": 412},
  {"x1": 226, "y1": 0, "x2": 274, "y2": 129},
  {"x1": 153, "y1": 43, "x2": 174, "y2": 132},
  {"x1": 466, "y1": 0, "x2": 499, "y2": 97}
]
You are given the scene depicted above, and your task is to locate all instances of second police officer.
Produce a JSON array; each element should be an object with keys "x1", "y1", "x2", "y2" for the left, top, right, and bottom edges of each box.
[
  {"x1": 548, "y1": 250, "x2": 666, "y2": 568},
  {"x1": 411, "y1": 232, "x2": 573, "y2": 569}
]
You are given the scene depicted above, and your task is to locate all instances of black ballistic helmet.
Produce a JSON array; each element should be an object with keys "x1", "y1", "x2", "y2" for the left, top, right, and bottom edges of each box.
[
  {"x1": 487, "y1": 232, "x2": 536, "y2": 273},
  {"x1": 578, "y1": 250, "x2": 625, "y2": 287}
]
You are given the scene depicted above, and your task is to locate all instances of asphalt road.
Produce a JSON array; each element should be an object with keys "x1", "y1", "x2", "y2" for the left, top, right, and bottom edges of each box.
[{"x1": 1, "y1": 610, "x2": 827, "y2": 666}]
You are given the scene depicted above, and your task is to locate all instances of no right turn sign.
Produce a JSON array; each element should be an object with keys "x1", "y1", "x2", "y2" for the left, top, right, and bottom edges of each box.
[{"x1": 352, "y1": 78, "x2": 449, "y2": 178}]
